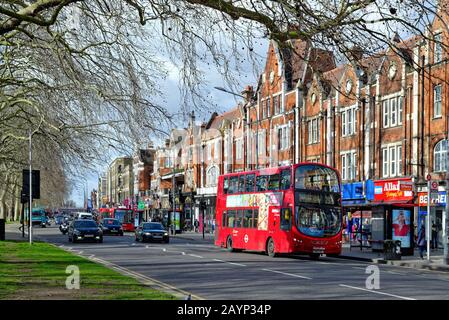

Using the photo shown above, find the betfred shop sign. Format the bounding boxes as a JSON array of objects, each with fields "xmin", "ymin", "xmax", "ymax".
[
  {"xmin": 374, "ymin": 179, "xmax": 414, "ymax": 202},
  {"xmin": 418, "ymin": 192, "xmax": 447, "ymax": 206}
]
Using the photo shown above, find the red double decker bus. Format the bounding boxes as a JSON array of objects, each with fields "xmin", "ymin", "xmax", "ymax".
[
  {"xmin": 215, "ymin": 163, "xmax": 342, "ymax": 258},
  {"xmin": 110, "ymin": 207, "xmax": 135, "ymax": 232}
]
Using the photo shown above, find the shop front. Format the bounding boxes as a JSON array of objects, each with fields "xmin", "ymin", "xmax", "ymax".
[
  {"xmin": 342, "ymin": 180, "xmax": 374, "ymax": 248},
  {"xmin": 371, "ymin": 178, "xmax": 415, "ymax": 255},
  {"xmin": 417, "ymin": 191, "xmax": 446, "ymax": 249},
  {"xmin": 194, "ymin": 194, "xmax": 216, "ymax": 234}
]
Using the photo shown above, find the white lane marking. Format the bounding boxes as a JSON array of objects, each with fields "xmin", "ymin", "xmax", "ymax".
[
  {"xmin": 213, "ymin": 259, "xmax": 246, "ymax": 267},
  {"xmin": 262, "ymin": 268, "xmax": 312, "ymax": 280},
  {"xmin": 188, "ymin": 254, "xmax": 204, "ymax": 258},
  {"xmin": 339, "ymin": 284, "xmax": 416, "ymax": 300},
  {"xmin": 387, "ymin": 271, "xmax": 407, "ymax": 275},
  {"xmin": 162, "ymin": 248, "xmax": 166, "ymax": 252},
  {"xmin": 77, "ymin": 251, "xmax": 83, "ymax": 254},
  {"xmin": 145, "ymin": 245, "xmax": 149, "ymax": 249},
  {"xmin": 131, "ymin": 243, "xmax": 136, "ymax": 246},
  {"xmin": 352, "ymin": 267, "xmax": 365, "ymax": 270},
  {"xmin": 182, "ymin": 252, "xmax": 186, "ymax": 255},
  {"xmin": 88, "ymin": 254, "xmax": 95, "ymax": 259}
]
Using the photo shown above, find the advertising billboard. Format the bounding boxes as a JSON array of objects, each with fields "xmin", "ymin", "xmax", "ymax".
[{"xmin": 392, "ymin": 209, "xmax": 411, "ymax": 248}]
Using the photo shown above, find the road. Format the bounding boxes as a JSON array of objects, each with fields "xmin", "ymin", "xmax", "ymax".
[{"xmin": 27, "ymin": 225, "xmax": 449, "ymax": 300}]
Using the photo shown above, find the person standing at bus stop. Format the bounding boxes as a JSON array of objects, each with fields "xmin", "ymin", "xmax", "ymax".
[
  {"xmin": 194, "ymin": 219, "xmax": 199, "ymax": 233},
  {"xmin": 417, "ymin": 224, "xmax": 426, "ymax": 259}
]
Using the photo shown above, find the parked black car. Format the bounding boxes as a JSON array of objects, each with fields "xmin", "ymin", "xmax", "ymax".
[
  {"xmin": 100, "ymin": 218, "xmax": 124, "ymax": 236},
  {"xmin": 135, "ymin": 222, "xmax": 169, "ymax": 243},
  {"xmin": 68, "ymin": 219, "xmax": 103, "ymax": 243}
]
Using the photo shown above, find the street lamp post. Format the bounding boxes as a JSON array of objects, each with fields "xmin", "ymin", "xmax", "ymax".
[
  {"xmin": 29, "ymin": 129, "xmax": 33, "ymax": 245},
  {"xmin": 444, "ymin": 116, "xmax": 449, "ymax": 264}
]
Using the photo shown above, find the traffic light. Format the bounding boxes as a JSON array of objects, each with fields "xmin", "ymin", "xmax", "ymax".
[{"xmin": 22, "ymin": 169, "xmax": 40, "ymax": 200}]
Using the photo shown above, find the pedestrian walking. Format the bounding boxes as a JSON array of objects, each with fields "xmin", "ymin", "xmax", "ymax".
[
  {"xmin": 431, "ymin": 222, "xmax": 438, "ymax": 250},
  {"xmin": 194, "ymin": 219, "xmax": 199, "ymax": 233},
  {"xmin": 417, "ymin": 224, "xmax": 426, "ymax": 259}
]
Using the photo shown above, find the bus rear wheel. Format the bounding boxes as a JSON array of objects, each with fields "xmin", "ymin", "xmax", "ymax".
[
  {"xmin": 266, "ymin": 238, "xmax": 276, "ymax": 257},
  {"xmin": 226, "ymin": 236, "xmax": 234, "ymax": 252}
]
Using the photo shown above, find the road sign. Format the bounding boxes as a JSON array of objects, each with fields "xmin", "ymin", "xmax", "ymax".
[
  {"xmin": 431, "ymin": 181, "xmax": 439, "ymax": 191},
  {"xmin": 427, "ymin": 174, "xmax": 432, "ymax": 181},
  {"xmin": 430, "ymin": 181, "xmax": 439, "ymax": 199}
]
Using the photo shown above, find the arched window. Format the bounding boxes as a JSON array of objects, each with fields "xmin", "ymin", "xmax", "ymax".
[
  {"xmin": 206, "ymin": 166, "xmax": 218, "ymax": 187},
  {"xmin": 434, "ymin": 140, "xmax": 448, "ymax": 172}
]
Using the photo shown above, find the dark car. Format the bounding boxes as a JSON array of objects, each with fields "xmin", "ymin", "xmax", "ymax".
[
  {"xmin": 68, "ymin": 219, "xmax": 103, "ymax": 243},
  {"xmin": 135, "ymin": 222, "xmax": 169, "ymax": 243},
  {"xmin": 100, "ymin": 218, "xmax": 124, "ymax": 236}
]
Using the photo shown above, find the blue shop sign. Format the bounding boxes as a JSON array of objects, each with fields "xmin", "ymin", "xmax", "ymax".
[{"xmin": 342, "ymin": 180, "xmax": 374, "ymax": 204}]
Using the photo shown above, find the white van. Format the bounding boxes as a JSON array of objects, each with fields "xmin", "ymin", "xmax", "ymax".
[{"xmin": 75, "ymin": 212, "xmax": 93, "ymax": 220}]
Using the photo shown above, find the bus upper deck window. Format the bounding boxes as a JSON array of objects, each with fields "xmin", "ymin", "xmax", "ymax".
[
  {"xmin": 268, "ymin": 174, "xmax": 280, "ymax": 190},
  {"xmin": 256, "ymin": 175, "xmax": 268, "ymax": 191},
  {"xmin": 229, "ymin": 176, "xmax": 239, "ymax": 194},
  {"xmin": 280, "ymin": 169, "xmax": 291, "ymax": 190},
  {"xmin": 238, "ymin": 175, "xmax": 246, "ymax": 193},
  {"xmin": 223, "ymin": 177, "xmax": 229, "ymax": 194},
  {"xmin": 246, "ymin": 174, "xmax": 255, "ymax": 192}
]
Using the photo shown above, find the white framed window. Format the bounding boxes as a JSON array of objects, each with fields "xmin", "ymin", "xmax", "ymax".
[
  {"xmin": 207, "ymin": 142, "xmax": 212, "ymax": 160},
  {"xmin": 206, "ymin": 166, "xmax": 219, "ymax": 187},
  {"xmin": 382, "ymin": 148, "xmax": 389, "ymax": 178},
  {"xmin": 278, "ymin": 125, "xmax": 289, "ymax": 150},
  {"xmin": 382, "ymin": 94, "xmax": 403, "ymax": 128},
  {"xmin": 266, "ymin": 97, "xmax": 271, "ymax": 117},
  {"xmin": 308, "ymin": 118, "xmax": 319, "ymax": 144},
  {"xmin": 434, "ymin": 84, "xmax": 442, "ymax": 118},
  {"xmin": 341, "ymin": 151, "xmax": 356, "ymax": 181},
  {"xmin": 434, "ymin": 139, "xmax": 448, "ymax": 172},
  {"xmin": 382, "ymin": 143, "xmax": 403, "ymax": 177},
  {"xmin": 434, "ymin": 33, "xmax": 442, "ymax": 64},
  {"xmin": 341, "ymin": 106, "xmax": 356, "ymax": 137},
  {"xmin": 214, "ymin": 139, "xmax": 219, "ymax": 159},
  {"xmin": 260, "ymin": 99, "xmax": 266, "ymax": 119},
  {"xmin": 257, "ymin": 131, "xmax": 265, "ymax": 156},
  {"xmin": 383, "ymin": 100, "xmax": 389, "ymax": 128},
  {"xmin": 236, "ymin": 138, "xmax": 243, "ymax": 160},
  {"xmin": 273, "ymin": 94, "xmax": 280, "ymax": 115}
]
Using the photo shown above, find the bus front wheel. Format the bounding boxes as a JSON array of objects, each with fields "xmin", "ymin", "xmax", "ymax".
[
  {"xmin": 266, "ymin": 238, "xmax": 276, "ymax": 257},
  {"xmin": 226, "ymin": 236, "xmax": 234, "ymax": 252}
]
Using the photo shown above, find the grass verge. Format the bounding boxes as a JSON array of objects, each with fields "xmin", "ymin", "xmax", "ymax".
[{"xmin": 0, "ymin": 241, "xmax": 176, "ymax": 300}]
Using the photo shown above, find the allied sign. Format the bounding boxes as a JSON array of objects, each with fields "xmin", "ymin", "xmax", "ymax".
[{"xmin": 374, "ymin": 179, "xmax": 414, "ymax": 202}]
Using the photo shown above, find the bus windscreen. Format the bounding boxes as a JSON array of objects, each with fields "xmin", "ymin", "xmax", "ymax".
[{"xmin": 294, "ymin": 165, "xmax": 340, "ymax": 193}]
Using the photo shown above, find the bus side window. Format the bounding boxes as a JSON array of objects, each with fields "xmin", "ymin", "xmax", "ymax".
[
  {"xmin": 238, "ymin": 175, "xmax": 246, "ymax": 193},
  {"xmin": 256, "ymin": 175, "xmax": 268, "ymax": 191},
  {"xmin": 235, "ymin": 210, "xmax": 243, "ymax": 228},
  {"xmin": 243, "ymin": 209, "xmax": 252, "ymax": 228},
  {"xmin": 227, "ymin": 210, "xmax": 236, "ymax": 228},
  {"xmin": 268, "ymin": 174, "xmax": 280, "ymax": 190},
  {"xmin": 229, "ymin": 176, "xmax": 239, "ymax": 194},
  {"xmin": 222, "ymin": 211, "xmax": 227, "ymax": 228},
  {"xmin": 253, "ymin": 209, "xmax": 259, "ymax": 229},
  {"xmin": 280, "ymin": 169, "xmax": 291, "ymax": 190},
  {"xmin": 280, "ymin": 208, "xmax": 292, "ymax": 231},
  {"xmin": 223, "ymin": 177, "xmax": 229, "ymax": 194},
  {"xmin": 246, "ymin": 174, "xmax": 255, "ymax": 192}
]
